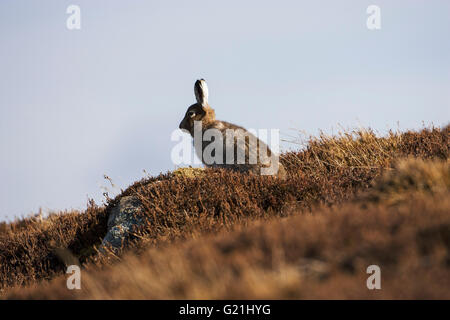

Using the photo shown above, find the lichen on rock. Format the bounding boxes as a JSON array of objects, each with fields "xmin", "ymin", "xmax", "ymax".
[{"xmin": 100, "ymin": 196, "xmax": 144, "ymax": 252}]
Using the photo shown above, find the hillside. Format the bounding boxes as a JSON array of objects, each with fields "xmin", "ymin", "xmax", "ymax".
[{"xmin": 1, "ymin": 125, "xmax": 449, "ymax": 299}]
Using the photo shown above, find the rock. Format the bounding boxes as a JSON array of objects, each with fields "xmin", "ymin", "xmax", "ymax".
[{"xmin": 100, "ymin": 196, "xmax": 143, "ymax": 253}]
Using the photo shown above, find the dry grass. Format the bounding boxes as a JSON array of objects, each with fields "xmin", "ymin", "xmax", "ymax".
[{"xmin": 0, "ymin": 125, "xmax": 449, "ymax": 299}]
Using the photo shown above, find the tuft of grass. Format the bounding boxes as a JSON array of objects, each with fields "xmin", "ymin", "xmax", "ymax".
[{"xmin": 366, "ymin": 158, "xmax": 450, "ymax": 205}]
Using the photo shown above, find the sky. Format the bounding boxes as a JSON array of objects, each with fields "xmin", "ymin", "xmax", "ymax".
[{"xmin": 0, "ymin": 0, "xmax": 449, "ymax": 221}]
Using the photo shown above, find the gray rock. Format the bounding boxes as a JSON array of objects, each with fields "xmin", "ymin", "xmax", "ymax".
[{"xmin": 100, "ymin": 196, "xmax": 144, "ymax": 253}]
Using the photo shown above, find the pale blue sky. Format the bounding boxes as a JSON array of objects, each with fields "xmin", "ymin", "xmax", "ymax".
[{"xmin": 0, "ymin": 1, "xmax": 449, "ymax": 220}]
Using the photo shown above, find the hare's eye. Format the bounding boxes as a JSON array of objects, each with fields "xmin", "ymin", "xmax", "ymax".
[{"xmin": 188, "ymin": 111, "xmax": 196, "ymax": 118}]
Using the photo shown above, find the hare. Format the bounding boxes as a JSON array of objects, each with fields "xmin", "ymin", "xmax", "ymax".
[{"xmin": 179, "ymin": 79, "xmax": 286, "ymax": 179}]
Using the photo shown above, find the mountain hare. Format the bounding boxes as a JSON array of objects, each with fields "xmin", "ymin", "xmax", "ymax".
[{"xmin": 179, "ymin": 79, "xmax": 286, "ymax": 179}]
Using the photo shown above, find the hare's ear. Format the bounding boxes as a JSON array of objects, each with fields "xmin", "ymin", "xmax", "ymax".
[{"xmin": 194, "ymin": 79, "xmax": 209, "ymax": 108}]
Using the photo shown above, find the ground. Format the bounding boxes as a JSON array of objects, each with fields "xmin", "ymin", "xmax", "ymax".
[{"xmin": 0, "ymin": 125, "xmax": 448, "ymax": 299}]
